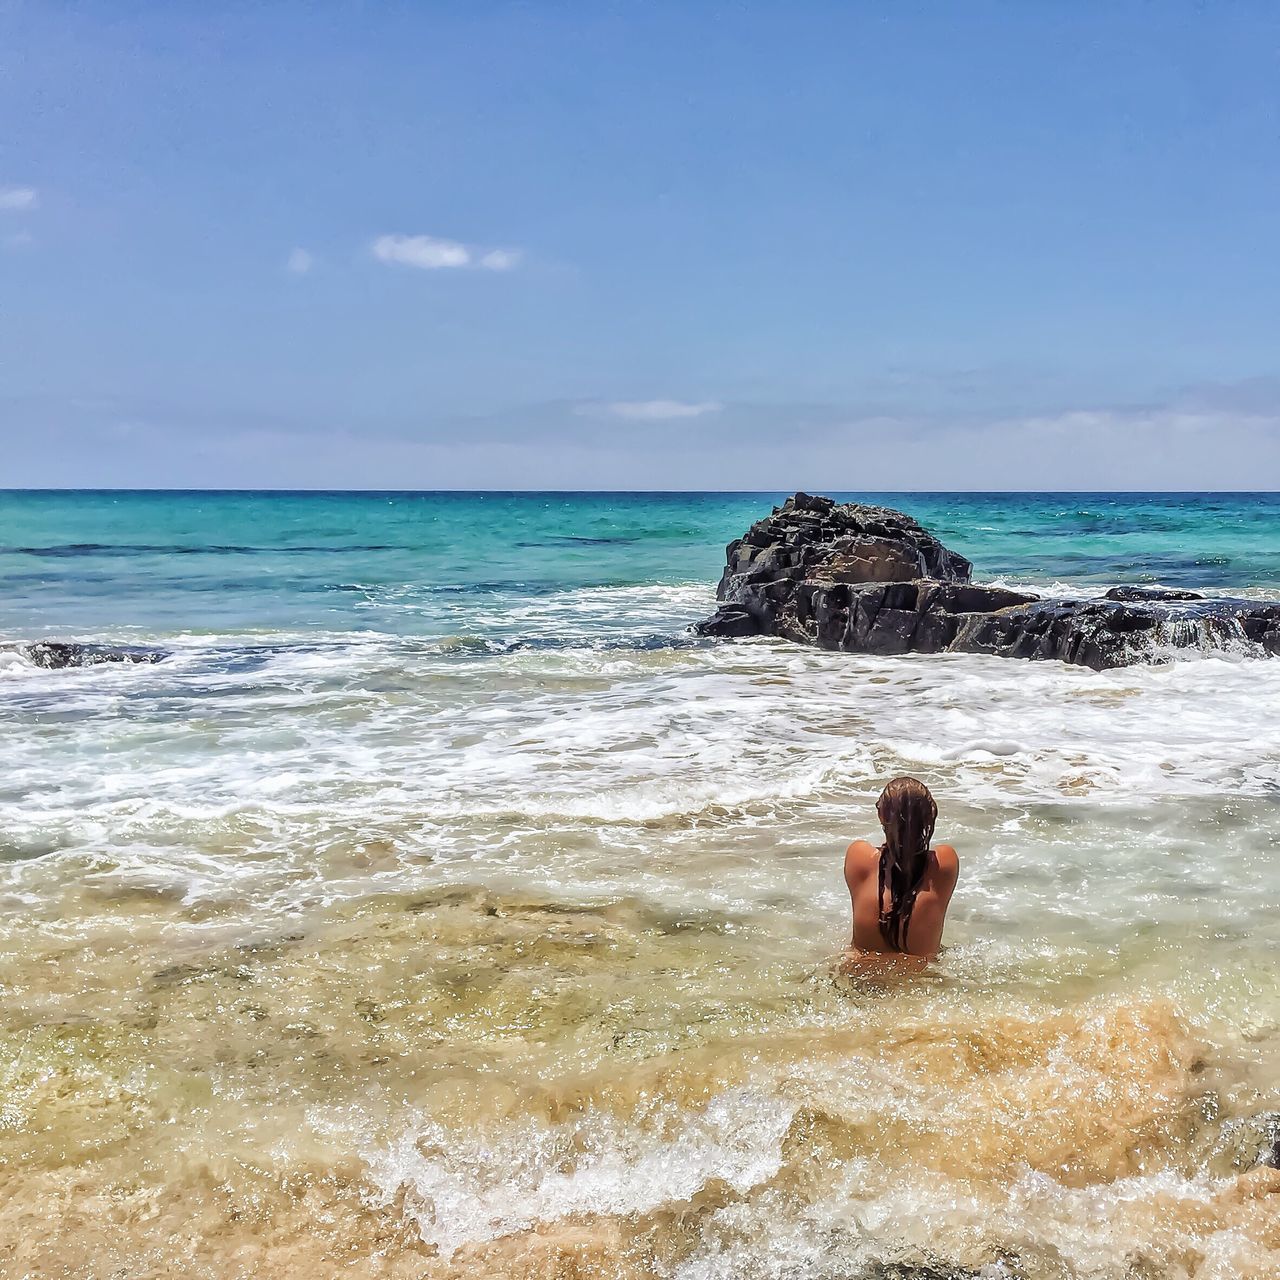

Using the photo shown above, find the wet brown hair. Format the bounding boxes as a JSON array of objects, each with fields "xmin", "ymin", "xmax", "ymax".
[{"xmin": 876, "ymin": 776, "xmax": 938, "ymax": 951}]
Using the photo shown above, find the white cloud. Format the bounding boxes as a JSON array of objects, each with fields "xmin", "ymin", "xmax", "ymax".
[
  {"xmin": 373, "ymin": 233, "xmax": 471, "ymax": 270},
  {"xmin": 285, "ymin": 247, "xmax": 314, "ymax": 275},
  {"xmin": 585, "ymin": 399, "xmax": 724, "ymax": 421},
  {"xmin": 371, "ymin": 233, "xmax": 522, "ymax": 272},
  {"xmin": 480, "ymin": 248, "xmax": 521, "ymax": 271},
  {"xmin": 0, "ymin": 186, "xmax": 38, "ymax": 211},
  {"xmin": 4, "ymin": 230, "xmax": 34, "ymax": 251}
]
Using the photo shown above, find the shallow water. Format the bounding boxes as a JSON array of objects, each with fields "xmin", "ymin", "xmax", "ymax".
[{"xmin": 2, "ymin": 492, "xmax": 1279, "ymax": 1279}]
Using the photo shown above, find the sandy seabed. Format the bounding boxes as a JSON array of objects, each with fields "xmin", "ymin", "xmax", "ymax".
[{"xmin": 3, "ymin": 885, "xmax": 1279, "ymax": 1280}]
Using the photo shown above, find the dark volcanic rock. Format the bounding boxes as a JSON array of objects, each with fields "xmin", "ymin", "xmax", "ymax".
[
  {"xmin": 11, "ymin": 641, "xmax": 166, "ymax": 669},
  {"xmin": 695, "ymin": 493, "xmax": 1280, "ymax": 670},
  {"xmin": 1104, "ymin": 585, "xmax": 1205, "ymax": 603}
]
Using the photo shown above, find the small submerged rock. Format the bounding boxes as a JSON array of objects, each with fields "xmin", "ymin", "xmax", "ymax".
[
  {"xmin": 9, "ymin": 640, "xmax": 167, "ymax": 669},
  {"xmin": 1103, "ymin": 585, "xmax": 1206, "ymax": 603},
  {"xmin": 1204, "ymin": 1110, "xmax": 1280, "ymax": 1173},
  {"xmin": 695, "ymin": 493, "xmax": 1280, "ymax": 670}
]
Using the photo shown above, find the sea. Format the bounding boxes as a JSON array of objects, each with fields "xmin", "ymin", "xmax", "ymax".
[{"xmin": 2, "ymin": 490, "xmax": 1279, "ymax": 1280}]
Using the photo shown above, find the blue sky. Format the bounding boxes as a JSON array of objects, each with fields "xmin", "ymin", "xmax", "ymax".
[{"xmin": 3, "ymin": 1, "xmax": 1279, "ymax": 489}]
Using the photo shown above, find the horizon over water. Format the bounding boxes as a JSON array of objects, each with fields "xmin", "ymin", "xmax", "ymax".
[{"xmin": 2, "ymin": 489, "xmax": 1280, "ymax": 1278}]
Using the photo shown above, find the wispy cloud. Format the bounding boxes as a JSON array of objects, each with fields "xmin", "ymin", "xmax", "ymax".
[
  {"xmin": 579, "ymin": 399, "xmax": 724, "ymax": 421},
  {"xmin": 0, "ymin": 186, "xmax": 38, "ymax": 211},
  {"xmin": 372, "ymin": 233, "xmax": 521, "ymax": 272},
  {"xmin": 4, "ymin": 230, "xmax": 34, "ymax": 251},
  {"xmin": 15, "ymin": 378, "xmax": 1280, "ymax": 489},
  {"xmin": 479, "ymin": 248, "xmax": 521, "ymax": 272},
  {"xmin": 373, "ymin": 234, "xmax": 468, "ymax": 269},
  {"xmin": 285, "ymin": 247, "xmax": 314, "ymax": 275}
]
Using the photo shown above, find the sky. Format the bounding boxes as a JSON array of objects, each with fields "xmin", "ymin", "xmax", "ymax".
[{"xmin": 2, "ymin": 1, "xmax": 1280, "ymax": 490}]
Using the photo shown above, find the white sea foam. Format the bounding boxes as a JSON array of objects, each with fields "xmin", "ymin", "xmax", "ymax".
[
  {"xmin": 326, "ymin": 1087, "xmax": 796, "ymax": 1260},
  {"xmin": 325, "ymin": 1039, "xmax": 1275, "ymax": 1278},
  {"xmin": 4, "ymin": 612, "xmax": 1280, "ymax": 933}
]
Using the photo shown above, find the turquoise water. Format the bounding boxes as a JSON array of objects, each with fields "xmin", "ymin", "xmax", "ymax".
[
  {"xmin": 4, "ymin": 490, "xmax": 1280, "ymax": 1277},
  {"xmin": 2, "ymin": 490, "xmax": 1279, "ymax": 640}
]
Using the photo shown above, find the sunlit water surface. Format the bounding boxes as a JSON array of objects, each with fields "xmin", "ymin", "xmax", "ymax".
[{"xmin": 2, "ymin": 491, "xmax": 1279, "ymax": 1279}]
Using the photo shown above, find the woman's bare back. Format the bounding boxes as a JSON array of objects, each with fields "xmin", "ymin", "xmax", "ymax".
[{"xmin": 844, "ymin": 839, "xmax": 959, "ymax": 957}]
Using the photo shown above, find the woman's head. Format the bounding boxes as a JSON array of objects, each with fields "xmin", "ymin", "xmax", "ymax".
[
  {"xmin": 876, "ymin": 776, "xmax": 937, "ymax": 856},
  {"xmin": 875, "ymin": 777, "xmax": 937, "ymax": 950}
]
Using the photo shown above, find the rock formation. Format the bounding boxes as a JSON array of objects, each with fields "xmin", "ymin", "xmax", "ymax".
[
  {"xmin": 7, "ymin": 641, "xmax": 166, "ymax": 669},
  {"xmin": 695, "ymin": 493, "xmax": 1280, "ymax": 670}
]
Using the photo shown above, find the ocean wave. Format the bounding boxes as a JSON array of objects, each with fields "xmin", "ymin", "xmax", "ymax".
[
  {"xmin": 513, "ymin": 534, "xmax": 641, "ymax": 547},
  {"xmin": 306, "ymin": 996, "xmax": 1280, "ymax": 1276},
  {"xmin": 342, "ymin": 1087, "xmax": 796, "ymax": 1260}
]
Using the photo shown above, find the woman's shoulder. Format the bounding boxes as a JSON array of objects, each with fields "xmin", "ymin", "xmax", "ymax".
[
  {"xmin": 843, "ymin": 838, "xmax": 879, "ymax": 884},
  {"xmin": 930, "ymin": 843, "xmax": 960, "ymax": 884}
]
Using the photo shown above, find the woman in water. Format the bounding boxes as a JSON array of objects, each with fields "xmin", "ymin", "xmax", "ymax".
[{"xmin": 845, "ymin": 776, "xmax": 959, "ymax": 958}]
